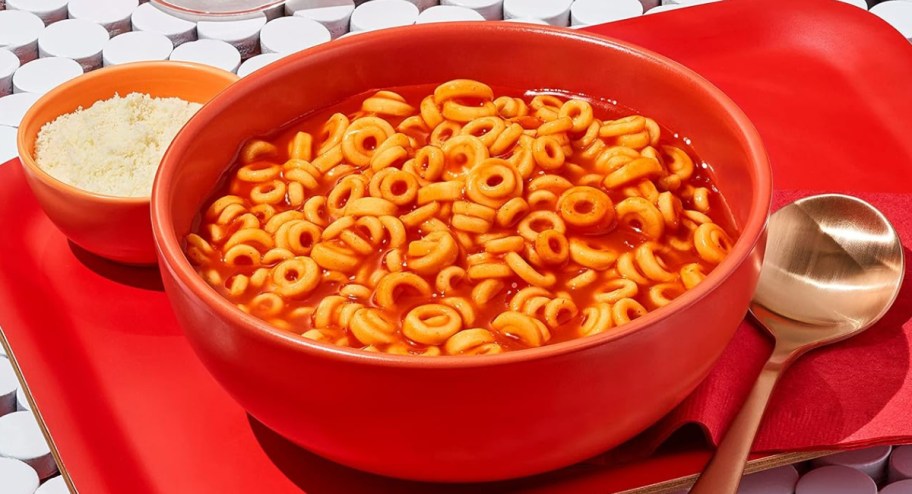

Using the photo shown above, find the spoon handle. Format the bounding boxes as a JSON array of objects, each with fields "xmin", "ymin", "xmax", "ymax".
[{"xmin": 689, "ymin": 359, "xmax": 786, "ymax": 494}]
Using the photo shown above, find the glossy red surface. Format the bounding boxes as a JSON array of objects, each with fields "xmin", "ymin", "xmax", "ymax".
[
  {"xmin": 16, "ymin": 62, "xmax": 238, "ymax": 265},
  {"xmin": 2, "ymin": 0, "xmax": 911, "ymax": 491},
  {"xmin": 153, "ymin": 23, "xmax": 770, "ymax": 482}
]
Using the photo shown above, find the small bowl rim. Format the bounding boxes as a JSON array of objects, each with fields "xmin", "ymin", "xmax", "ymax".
[
  {"xmin": 154, "ymin": 23, "xmax": 772, "ymax": 370},
  {"xmin": 16, "ymin": 61, "xmax": 240, "ymax": 206}
]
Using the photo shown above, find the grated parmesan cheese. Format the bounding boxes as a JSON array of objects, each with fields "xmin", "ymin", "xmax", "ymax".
[{"xmin": 34, "ymin": 92, "xmax": 202, "ymax": 197}]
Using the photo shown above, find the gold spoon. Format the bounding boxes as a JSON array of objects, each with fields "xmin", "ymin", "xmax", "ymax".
[{"xmin": 690, "ymin": 193, "xmax": 905, "ymax": 493}]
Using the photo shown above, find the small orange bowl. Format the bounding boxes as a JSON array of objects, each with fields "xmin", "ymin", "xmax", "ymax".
[{"xmin": 17, "ymin": 61, "xmax": 238, "ymax": 265}]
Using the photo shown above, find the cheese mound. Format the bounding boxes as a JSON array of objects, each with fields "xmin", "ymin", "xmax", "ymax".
[{"xmin": 35, "ymin": 92, "xmax": 202, "ymax": 198}]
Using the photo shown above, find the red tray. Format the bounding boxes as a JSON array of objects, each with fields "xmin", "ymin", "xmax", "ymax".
[{"xmin": 3, "ymin": 0, "xmax": 912, "ymax": 492}]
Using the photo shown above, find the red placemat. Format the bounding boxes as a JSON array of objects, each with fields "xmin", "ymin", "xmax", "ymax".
[{"xmin": 2, "ymin": 1, "xmax": 912, "ymax": 493}]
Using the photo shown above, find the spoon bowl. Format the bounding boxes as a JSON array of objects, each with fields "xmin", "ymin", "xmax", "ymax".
[
  {"xmin": 691, "ymin": 194, "xmax": 905, "ymax": 493},
  {"xmin": 753, "ymin": 194, "xmax": 904, "ymax": 340}
]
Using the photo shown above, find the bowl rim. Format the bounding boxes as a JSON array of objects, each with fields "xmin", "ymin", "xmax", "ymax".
[
  {"xmin": 16, "ymin": 60, "xmax": 240, "ymax": 206},
  {"xmin": 153, "ymin": 22, "xmax": 773, "ymax": 369}
]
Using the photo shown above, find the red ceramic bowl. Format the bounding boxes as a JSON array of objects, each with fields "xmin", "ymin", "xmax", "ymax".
[
  {"xmin": 17, "ymin": 62, "xmax": 238, "ymax": 265},
  {"xmin": 152, "ymin": 24, "xmax": 771, "ymax": 482}
]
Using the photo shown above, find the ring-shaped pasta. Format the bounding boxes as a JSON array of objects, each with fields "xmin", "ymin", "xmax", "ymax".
[
  {"xmin": 205, "ymin": 195, "xmax": 245, "ymax": 222},
  {"xmin": 530, "ymin": 94, "xmax": 563, "ymax": 113},
  {"xmin": 599, "ymin": 115, "xmax": 646, "ymax": 138},
  {"xmin": 341, "ymin": 125, "xmax": 390, "ymax": 167},
  {"xmin": 694, "ymin": 222, "xmax": 733, "ymax": 264},
  {"xmin": 485, "ymin": 235, "xmax": 525, "ymax": 254},
  {"xmin": 420, "ymin": 95, "xmax": 444, "ymax": 128},
  {"xmin": 488, "ymin": 122, "xmax": 525, "ymax": 156},
  {"xmin": 692, "ymin": 187, "xmax": 711, "ymax": 213},
  {"xmin": 580, "ymin": 302, "xmax": 613, "ymax": 337},
  {"xmin": 557, "ymin": 186, "xmax": 614, "ymax": 229},
  {"xmin": 237, "ymin": 161, "xmax": 281, "ymax": 183},
  {"xmin": 399, "ymin": 201, "xmax": 440, "ymax": 229},
  {"xmin": 434, "ymin": 79, "xmax": 494, "ymax": 104},
  {"xmin": 594, "ymin": 278, "xmax": 638, "ymax": 303},
  {"xmin": 417, "ymin": 181, "xmax": 463, "ymax": 205},
  {"xmin": 223, "ymin": 243, "xmax": 261, "ymax": 266},
  {"xmin": 465, "ymin": 159, "xmax": 523, "ymax": 208},
  {"xmin": 311, "ymin": 240, "xmax": 360, "ymax": 273},
  {"xmin": 504, "ymin": 251, "xmax": 556, "ymax": 288},
  {"xmin": 568, "ymin": 237, "xmax": 618, "ymax": 270},
  {"xmin": 250, "ymin": 180, "xmax": 287, "ymax": 205},
  {"xmin": 248, "ymin": 292, "xmax": 284, "ymax": 318},
  {"xmin": 345, "ymin": 197, "xmax": 398, "ymax": 217},
  {"xmin": 495, "ymin": 197, "xmax": 529, "ymax": 228},
  {"xmin": 491, "ymin": 311, "xmax": 551, "ymax": 348},
  {"xmin": 508, "ymin": 287, "xmax": 551, "ymax": 312},
  {"xmin": 517, "ymin": 210, "xmax": 566, "ymax": 242},
  {"xmin": 240, "ymin": 139, "xmax": 278, "ymax": 164},
  {"xmin": 224, "ymin": 273, "xmax": 249, "ymax": 298},
  {"xmin": 398, "ymin": 115, "xmax": 430, "ymax": 147},
  {"xmin": 406, "ymin": 230, "xmax": 459, "ymax": 275},
  {"xmin": 370, "ymin": 144, "xmax": 409, "ymax": 172},
  {"xmin": 412, "ymin": 145, "xmax": 445, "ymax": 182},
  {"xmin": 536, "ymin": 116, "xmax": 573, "ymax": 136},
  {"xmin": 534, "ymin": 230, "xmax": 569, "ymax": 265},
  {"xmin": 444, "ymin": 328, "xmax": 502, "ymax": 355},
  {"xmin": 616, "ymin": 130, "xmax": 651, "ymax": 150},
  {"xmin": 442, "ymin": 100, "xmax": 497, "ymax": 123},
  {"xmin": 531, "ymin": 136, "xmax": 565, "ymax": 170},
  {"xmin": 224, "ymin": 228, "xmax": 274, "ymax": 253},
  {"xmin": 467, "ymin": 262, "xmax": 513, "ymax": 281},
  {"xmin": 274, "ymin": 219, "xmax": 321, "ymax": 256},
  {"xmin": 349, "ymin": 308, "xmax": 397, "ymax": 345},
  {"xmin": 558, "ymin": 99, "xmax": 594, "ymax": 133},
  {"xmin": 544, "ymin": 297, "xmax": 578, "ymax": 328},
  {"xmin": 612, "ymin": 298, "xmax": 648, "ymax": 326},
  {"xmin": 327, "ymin": 175, "xmax": 367, "ymax": 216},
  {"xmin": 373, "ymin": 271, "xmax": 433, "ymax": 309},
  {"xmin": 271, "ymin": 257, "xmax": 320, "ymax": 298},
  {"xmin": 662, "ymin": 145, "xmax": 694, "ymax": 182},
  {"xmin": 572, "ymin": 120, "xmax": 602, "ymax": 150},
  {"xmin": 429, "ymin": 120, "xmax": 462, "ymax": 146},
  {"xmin": 340, "ymin": 283, "xmax": 372, "ymax": 300},
  {"xmin": 471, "ymin": 279, "xmax": 504, "ymax": 305},
  {"xmin": 316, "ymin": 113, "xmax": 350, "ymax": 155},
  {"xmin": 185, "ymin": 233, "xmax": 215, "ymax": 265},
  {"xmin": 312, "ymin": 295, "xmax": 349, "ymax": 328},
  {"xmin": 657, "ymin": 191, "xmax": 683, "ymax": 231},
  {"xmin": 680, "ymin": 263, "xmax": 706, "ymax": 289},
  {"xmin": 508, "ymin": 145, "xmax": 536, "ymax": 178},
  {"xmin": 442, "ymin": 135, "xmax": 489, "ymax": 179},
  {"xmin": 262, "ymin": 247, "xmax": 294, "ymax": 265},
  {"xmin": 493, "ymin": 96, "xmax": 528, "ymax": 118},
  {"xmin": 634, "ymin": 242, "xmax": 678, "ymax": 282},
  {"xmin": 402, "ymin": 304, "xmax": 463, "ymax": 345},
  {"xmin": 646, "ymin": 282, "xmax": 685, "ymax": 308},
  {"xmin": 288, "ymin": 131, "xmax": 313, "ymax": 161},
  {"xmin": 616, "ymin": 252, "xmax": 651, "ymax": 285},
  {"xmin": 567, "ymin": 269, "xmax": 597, "ymax": 289},
  {"xmin": 602, "ymin": 157, "xmax": 664, "ymax": 190},
  {"xmin": 371, "ymin": 170, "xmax": 418, "ymax": 206},
  {"xmin": 460, "ymin": 116, "xmax": 506, "ymax": 148},
  {"xmin": 615, "ymin": 197, "xmax": 666, "ymax": 240},
  {"xmin": 362, "ymin": 90, "xmax": 415, "ymax": 116},
  {"xmin": 436, "ymin": 266, "xmax": 466, "ymax": 294}
]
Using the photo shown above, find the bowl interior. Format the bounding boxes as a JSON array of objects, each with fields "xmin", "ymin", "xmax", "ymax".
[{"xmin": 155, "ymin": 23, "xmax": 770, "ymax": 360}]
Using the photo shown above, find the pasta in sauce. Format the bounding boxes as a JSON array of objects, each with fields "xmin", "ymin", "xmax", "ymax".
[{"xmin": 185, "ymin": 80, "xmax": 736, "ymax": 356}]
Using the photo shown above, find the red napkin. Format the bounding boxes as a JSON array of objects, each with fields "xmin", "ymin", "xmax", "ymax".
[{"xmin": 611, "ymin": 190, "xmax": 912, "ymax": 458}]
